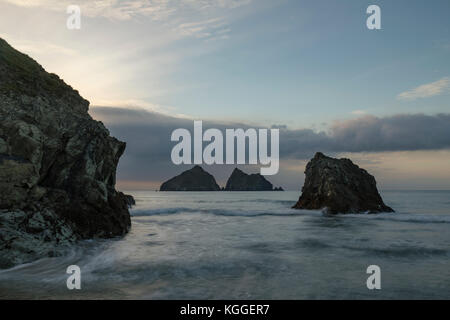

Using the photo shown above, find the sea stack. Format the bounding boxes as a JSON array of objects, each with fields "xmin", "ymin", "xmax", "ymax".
[
  {"xmin": 293, "ymin": 152, "xmax": 394, "ymax": 214},
  {"xmin": 225, "ymin": 168, "xmax": 275, "ymax": 191},
  {"xmin": 0, "ymin": 38, "xmax": 131, "ymax": 268},
  {"xmin": 160, "ymin": 165, "xmax": 220, "ymax": 191}
]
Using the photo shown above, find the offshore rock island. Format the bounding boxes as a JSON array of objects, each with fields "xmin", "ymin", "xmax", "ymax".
[
  {"xmin": 160, "ymin": 165, "xmax": 221, "ymax": 191},
  {"xmin": 0, "ymin": 38, "xmax": 131, "ymax": 268},
  {"xmin": 293, "ymin": 152, "xmax": 394, "ymax": 214},
  {"xmin": 225, "ymin": 168, "xmax": 282, "ymax": 191},
  {"xmin": 160, "ymin": 166, "xmax": 284, "ymax": 191}
]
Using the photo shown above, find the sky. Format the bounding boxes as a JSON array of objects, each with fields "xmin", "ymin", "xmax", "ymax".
[{"xmin": 1, "ymin": 0, "xmax": 450, "ymax": 190}]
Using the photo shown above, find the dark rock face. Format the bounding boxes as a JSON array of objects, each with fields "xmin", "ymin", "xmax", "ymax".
[
  {"xmin": 225, "ymin": 168, "xmax": 274, "ymax": 191},
  {"xmin": 274, "ymin": 187, "xmax": 284, "ymax": 191},
  {"xmin": 160, "ymin": 165, "xmax": 220, "ymax": 191},
  {"xmin": 0, "ymin": 38, "xmax": 131, "ymax": 268},
  {"xmin": 123, "ymin": 194, "xmax": 136, "ymax": 208},
  {"xmin": 293, "ymin": 152, "xmax": 394, "ymax": 214}
]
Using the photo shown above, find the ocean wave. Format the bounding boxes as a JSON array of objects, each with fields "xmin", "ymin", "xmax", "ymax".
[
  {"xmin": 131, "ymin": 207, "xmax": 197, "ymax": 215},
  {"xmin": 239, "ymin": 238, "xmax": 448, "ymax": 258},
  {"xmin": 193, "ymin": 199, "xmax": 295, "ymax": 206},
  {"xmin": 352, "ymin": 246, "xmax": 448, "ymax": 257},
  {"xmin": 341, "ymin": 212, "xmax": 450, "ymax": 224},
  {"xmin": 131, "ymin": 206, "xmax": 450, "ymax": 224},
  {"xmin": 131, "ymin": 207, "xmax": 311, "ymax": 217},
  {"xmin": 295, "ymin": 237, "xmax": 448, "ymax": 257}
]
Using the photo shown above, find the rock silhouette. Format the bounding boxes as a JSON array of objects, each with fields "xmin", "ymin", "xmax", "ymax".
[
  {"xmin": 160, "ymin": 165, "xmax": 220, "ymax": 191},
  {"xmin": 124, "ymin": 194, "xmax": 136, "ymax": 208},
  {"xmin": 0, "ymin": 38, "xmax": 130, "ymax": 268},
  {"xmin": 225, "ymin": 168, "xmax": 274, "ymax": 191},
  {"xmin": 293, "ymin": 152, "xmax": 394, "ymax": 214}
]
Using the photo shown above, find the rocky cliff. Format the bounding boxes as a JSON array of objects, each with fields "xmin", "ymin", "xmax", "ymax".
[
  {"xmin": 293, "ymin": 152, "xmax": 394, "ymax": 214},
  {"xmin": 225, "ymin": 168, "xmax": 275, "ymax": 191},
  {"xmin": 160, "ymin": 165, "xmax": 220, "ymax": 191},
  {"xmin": 0, "ymin": 38, "xmax": 131, "ymax": 268}
]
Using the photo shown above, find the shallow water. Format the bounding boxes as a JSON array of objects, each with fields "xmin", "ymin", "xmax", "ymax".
[{"xmin": 1, "ymin": 190, "xmax": 449, "ymax": 299}]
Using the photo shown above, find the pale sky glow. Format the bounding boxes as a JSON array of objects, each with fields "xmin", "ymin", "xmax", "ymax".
[
  {"xmin": 1, "ymin": 0, "xmax": 450, "ymax": 189},
  {"xmin": 337, "ymin": 151, "xmax": 450, "ymax": 190}
]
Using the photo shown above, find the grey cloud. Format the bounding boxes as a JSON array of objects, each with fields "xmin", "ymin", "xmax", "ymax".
[
  {"xmin": 271, "ymin": 124, "xmax": 287, "ymax": 129},
  {"xmin": 90, "ymin": 107, "xmax": 450, "ymax": 186},
  {"xmin": 331, "ymin": 114, "xmax": 450, "ymax": 152},
  {"xmin": 280, "ymin": 114, "xmax": 450, "ymax": 159}
]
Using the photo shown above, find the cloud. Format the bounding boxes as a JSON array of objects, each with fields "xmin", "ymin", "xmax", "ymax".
[
  {"xmin": 89, "ymin": 107, "xmax": 450, "ymax": 187},
  {"xmin": 271, "ymin": 124, "xmax": 287, "ymax": 129},
  {"xmin": 397, "ymin": 77, "xmax": 450, "ymax": 100},
  {"xmin": 91, "ymin": 100, "xmax": 191, "ymax": 119},
  {"xmin": 3, "ymin": 0, "xmax": 251, "ymax": 23},
  {"xmin": 177, "ymin": 17, "xmax": 231, "ymax": 39},
  {"xmin": 282, "ymin": 114, "xmax": 450, "ymax": 159},
  {"xmin": 0, "ymin": 0, "xmax": 257, "ymax": 116},
  {"xmin": 183, "ymin": 0, "xmax": 252, "ymax": 10},
  {"xmin": 351, "ymin": 110, "xmax": 366, "ymax": 115},
  {"xmin": 2, "ymin": 0, "xmax": 46, "ymax": 7},
  {"xmin": 330, "ymin": 114, "xmax": 450, "ymax": 152},
  {"xmin": 0, "ymin": 33, "xmax": 78, "ymax": 57},
  {"xmin": 3, "ymin": 0, "xmax": 175, "ymax": 20}
]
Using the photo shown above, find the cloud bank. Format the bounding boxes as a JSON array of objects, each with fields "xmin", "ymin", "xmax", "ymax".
[{"xmin": 90, "ymin": 107, "xmax": 450, "ymax": 187}]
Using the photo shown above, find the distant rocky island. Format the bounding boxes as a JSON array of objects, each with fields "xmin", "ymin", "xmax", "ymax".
[
  {"xmin": 225, "ymin": 168, "xmax": 283, "ymax": 191},
  {"xmin": 293, "ymin": 152, "xmax": 394, "ymax": 214},
  {"xmin": 160, "ymin": 165, "xmax": 221, "ymax": 191},
  {"xmin": 0, "ymin": 38, "xmax": 131, "ymax": 268},
  {"xmin": 160, "ymin": 166, "xmax": 284, "ymax": 191}
]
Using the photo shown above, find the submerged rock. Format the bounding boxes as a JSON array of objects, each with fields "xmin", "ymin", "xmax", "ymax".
[
  {"xmin": 293, "ymin": 152, "xmax": 394, "ymax": 214},
  {"xmin": 160, "ymin": 165, "xmax": 220, "ymax": 191},
  {"xmin": 0, "ymin": 37, "xmax": 131, "ymax": 268},
  {"xmin": 225, "ymin": 168, "xmax": 274, "ymax": 191}
]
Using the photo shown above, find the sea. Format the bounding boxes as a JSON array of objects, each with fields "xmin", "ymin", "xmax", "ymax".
[{"xmin": 0, "ymin": 190, "xmax": 449, "ymax": 299}]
